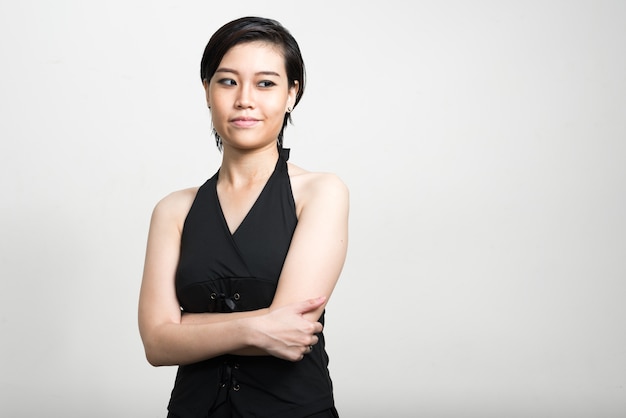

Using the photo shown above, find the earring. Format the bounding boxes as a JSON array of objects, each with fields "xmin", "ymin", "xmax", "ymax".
[
  {"xmin": 211, "ymin": 124, "xmax": 222, "ymax": 151},
  {"xmin": 287, "ymin": 106, "xmax": 293, "ymax": 113}
]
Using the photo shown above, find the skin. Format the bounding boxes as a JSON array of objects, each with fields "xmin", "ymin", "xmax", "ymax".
[{"xmin": 138, "ymin": 41, "xmax": 349, "ymax": 366}]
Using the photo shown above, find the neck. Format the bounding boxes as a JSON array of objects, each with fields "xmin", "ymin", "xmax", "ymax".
[{"xmin": 218, "ymin": 144, "xmax": 280, "ymax": 187}]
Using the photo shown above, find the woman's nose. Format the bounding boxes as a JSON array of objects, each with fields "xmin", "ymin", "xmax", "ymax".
[{"xmin": 235, "ymin": 85, "xmax": 254, "ymax": 109}]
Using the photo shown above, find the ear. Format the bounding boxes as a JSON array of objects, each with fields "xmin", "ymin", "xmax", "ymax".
[
  {"xmin": 286, "ymin": 80, "xmax": 299, "ymax": 111},
  {"xmin": 202, "ymin": 79, "xmax": 211, "ymax": 108}
]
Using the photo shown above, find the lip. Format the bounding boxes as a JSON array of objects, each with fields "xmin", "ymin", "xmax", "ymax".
[{"xmin": 230, "ymin": 116, "xmax": 260, "ymax": 128}]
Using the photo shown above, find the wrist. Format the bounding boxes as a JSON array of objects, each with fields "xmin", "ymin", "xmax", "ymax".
[{"xmin": 239, "ymin": 309, "xmax": 269, "ymax": 350}]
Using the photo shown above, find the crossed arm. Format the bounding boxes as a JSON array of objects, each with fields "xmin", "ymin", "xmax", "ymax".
[{"xmin": 138, "ymin": 173, "xmax": 349, "ymax": 366}]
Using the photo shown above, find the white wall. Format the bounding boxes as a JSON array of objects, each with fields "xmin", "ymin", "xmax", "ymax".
[{"xmin": 1, "ymin": 1, "xmax": 624, "ymax": 417}]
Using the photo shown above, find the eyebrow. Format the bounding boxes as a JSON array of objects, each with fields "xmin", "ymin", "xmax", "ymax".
[{"xmin": 215, "ymin": 68, "xmax": 282, "ymax": 77}]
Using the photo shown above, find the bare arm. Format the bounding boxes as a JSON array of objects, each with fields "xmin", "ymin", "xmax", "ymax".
[
  {"xmin": 138, "ymin": 191, "xmax": 324, "ymax": 366},
  {"xmin": 270, "ymin": 172, "xmax": 349, "ymax": 320}
]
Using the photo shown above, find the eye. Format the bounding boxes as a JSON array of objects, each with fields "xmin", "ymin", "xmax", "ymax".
[
  {"xmin": 258, "ymin": 80, "xmax": 276, "ymax": 88},
  {"xmin": 217, "ymin": 78, "xmax": 237, "ymax": 86}
]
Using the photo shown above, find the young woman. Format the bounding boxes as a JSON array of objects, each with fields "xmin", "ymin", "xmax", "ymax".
[{"xmin": 138, "ymin": 17, "xmax": 349, "ymax": 417}]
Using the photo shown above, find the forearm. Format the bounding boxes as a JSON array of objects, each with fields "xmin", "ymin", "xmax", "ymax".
[
  {"xmin": 179, "ymin": 309, "xmax": 271, "ymax": 357},
  {"xmin": 169, "ymin": 299, "xmax": 324, "ymax": 362},
  {"xmin": 143, "ymin": 316, "xmax": 258, "ymax": 366},
  {"xmin": 179, "ymin": 307, "xmax": 324, "ymax": 357},
  {"xmin": 181, "ymin": 308, "xmax": 269, "ymax": 325}
]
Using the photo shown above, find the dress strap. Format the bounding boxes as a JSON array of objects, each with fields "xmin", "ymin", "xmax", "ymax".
[{"xmin": 280, "ymin": 147, "xmax": 290, "ymax": 162}]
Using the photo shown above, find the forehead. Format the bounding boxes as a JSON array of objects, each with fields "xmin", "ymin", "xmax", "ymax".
[{"xmin": 219, "ymin": 41, "xmax": 286, "ymax": 73}]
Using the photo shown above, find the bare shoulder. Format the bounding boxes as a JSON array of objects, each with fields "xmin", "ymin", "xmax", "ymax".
[
  {"xmin": 287, "ymin": 163, "xmax": 349, "ymax": 216},
  {"xmin": 151, "ymin": 187, "xmax": 199, "ymax": 232},
  {"xmin": 287, "ymin": 162, "xmax": 349, "ymax": 195}
]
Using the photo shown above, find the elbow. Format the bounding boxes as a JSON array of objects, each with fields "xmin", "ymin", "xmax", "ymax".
[
  {"xmin": 145, "ymin": 350, "xmax": 165, "ymax": 367},
  {"xmin": 144, "ymin": 347, "xmax": 177, "ymax": 367},
  {"xmin": 142, "ymin": 337, "xmax": 175, "ymax": 367},
  {"xmin": 143, "ymin": 344, "xmax": 165, "ymax": 367},
  {"xmin": 140, "ymin": 321, "xmax": 179, "ymax": 367}
]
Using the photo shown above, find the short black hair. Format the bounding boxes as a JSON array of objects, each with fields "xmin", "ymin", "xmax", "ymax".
[{"xmin": 200, "ymin": 17, "xmax": 306, "ymax": 149}]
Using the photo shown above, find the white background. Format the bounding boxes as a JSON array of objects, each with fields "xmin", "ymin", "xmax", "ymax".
[{"xmin": 1, "ymin": 1, "xmax": 625, "ymax": 417}]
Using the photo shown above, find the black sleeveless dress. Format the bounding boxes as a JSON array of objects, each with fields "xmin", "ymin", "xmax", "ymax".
[{"xmin": 167, "ymin": 150, "xmax": 337, "ymax": 418}]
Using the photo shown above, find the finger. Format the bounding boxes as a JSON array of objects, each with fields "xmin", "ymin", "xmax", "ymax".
[
  {"xmin": 295, "ymin": 296, "xmax": 326, "ymax": 314},
  {"xmin": 304, "ymin": 335, "xmax": 319, "ymax": 355}
]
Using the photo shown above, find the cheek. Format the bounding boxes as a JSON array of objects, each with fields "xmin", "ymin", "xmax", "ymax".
[
  {"xmin": 210, "ymin": 96, "xmax": 229, "ymax": 118},
  {"xmin": 269, "ymin": 96, "xmax": 289, "ymax": 115},
  {"xmin": 211, "ymin": 108, "xmax": 228, "ymax": 130}
]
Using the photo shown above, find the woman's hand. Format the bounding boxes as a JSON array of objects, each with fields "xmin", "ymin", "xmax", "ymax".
[{"xmin": 248, "ymin": 297, "xmax": 326, "ymax": 361}]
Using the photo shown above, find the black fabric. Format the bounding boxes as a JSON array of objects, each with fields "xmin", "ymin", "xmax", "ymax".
[
  {"xmin": 168, "ymin": 150, "xmax": 336, "ymax": 418},
  {"xmin": 167, "ymin": 407, "xmax": 339, "ymax": 418}
]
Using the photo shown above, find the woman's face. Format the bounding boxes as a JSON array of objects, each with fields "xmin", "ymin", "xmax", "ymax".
[{"xmin": 205, "ymin": 41, "xmax": 298, "ymax": 151}]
